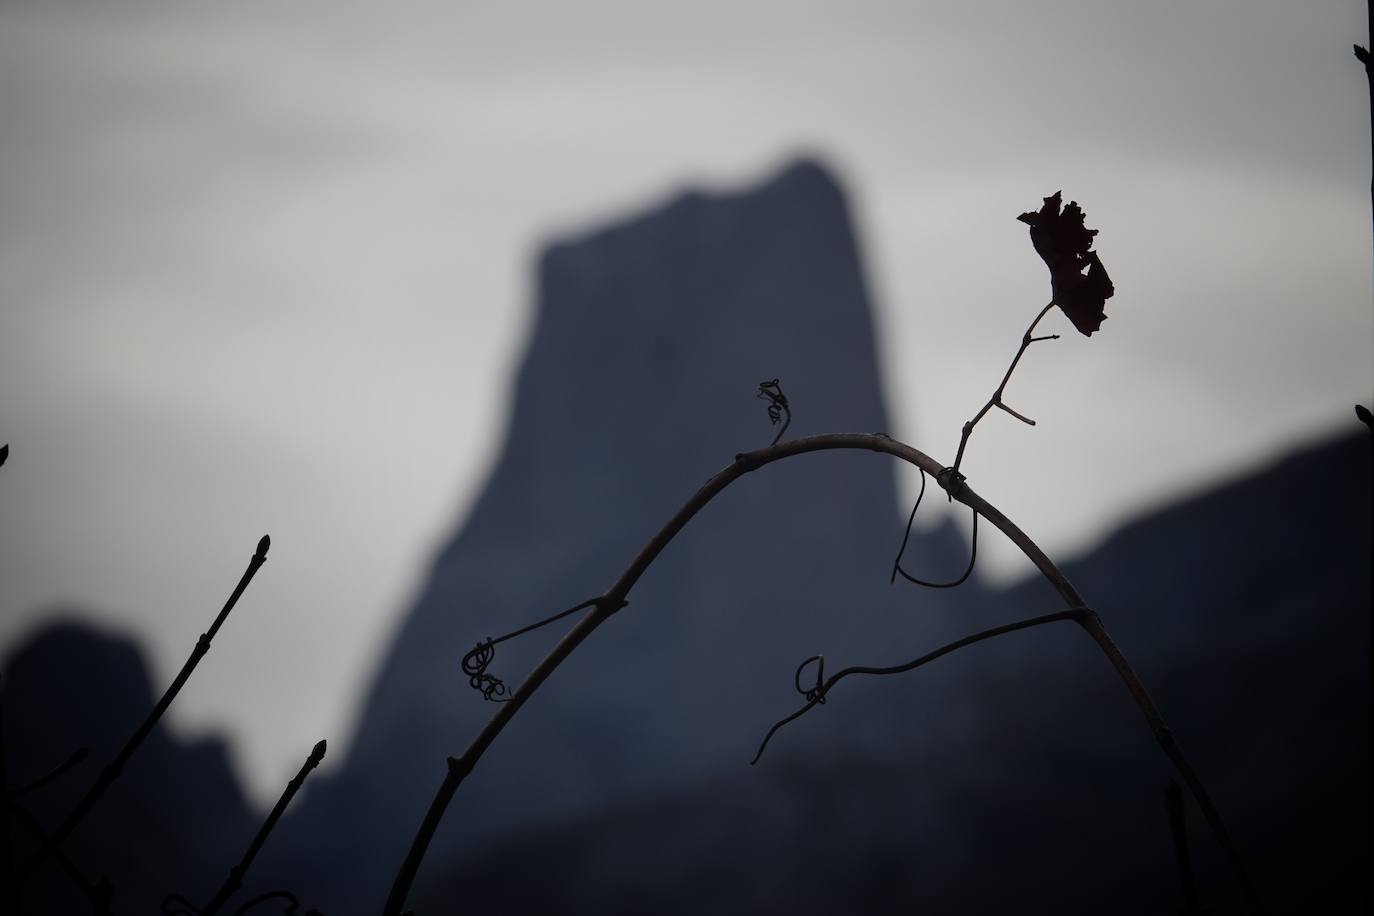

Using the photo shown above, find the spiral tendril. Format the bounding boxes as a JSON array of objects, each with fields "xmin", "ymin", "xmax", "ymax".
[{"xmin": 756, "ymin": 379, "xmax": 791, "ymax": 446}]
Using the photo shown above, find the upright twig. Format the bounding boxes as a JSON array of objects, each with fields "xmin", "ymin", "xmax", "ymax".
[
  {"xmin": 172, "ymin": 739, "xmax": 326, "ymax": 916},
  {"xmin": 1165, "ymin": 778, "xmax": 1207, "ymax": 915},
  {"xmin": 15, "ymin": 535, "xmax": 271, "ymax": 887},
  {"xmin": 948, "ymin": 301, "xmax": 1059, "ymax": 478},
  {"xmin": 381, "ymin": 434, "xmax": 1261, "ymax": 916}
]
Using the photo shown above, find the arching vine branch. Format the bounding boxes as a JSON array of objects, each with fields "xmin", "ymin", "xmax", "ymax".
[{"xmin": 381, "ymin": 433, "xmax": 1262, "ymax": 916}]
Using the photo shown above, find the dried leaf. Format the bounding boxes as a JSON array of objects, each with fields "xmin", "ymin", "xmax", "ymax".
[{"xmin": 1018, "ymin": 191, "xmax": 1115, "ymax": 336}]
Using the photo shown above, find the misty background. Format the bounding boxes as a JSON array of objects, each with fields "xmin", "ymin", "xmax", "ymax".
[{"xmin": 1, "ymin": 0, "xmax": 1370, "ymax": 810}]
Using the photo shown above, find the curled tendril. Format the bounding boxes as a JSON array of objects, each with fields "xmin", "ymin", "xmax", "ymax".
[
  {"xmin": 890, "ymin": 468, "xmax": 980, "ymax": 589},
  {"xmin": 460, "ymin": 597, "xmax": 613, "ymax": 703},
  {"xmin": 756, "ymin": 378, "xmax": 791, "ymax": 446},
  {"xmin": 229, "ymin": 890, "xmax": 321, "ymax": 916},
  {"xmin": 794, "ymin": 655, "xmax": 827, "ymax": 703},
  {"xmin": 750, "ymin": 609, "xmax": 1089, "ymax": 765},
  {"xmin": 461, "ymin": 639, "xmax": 509, "ymax": 702}
]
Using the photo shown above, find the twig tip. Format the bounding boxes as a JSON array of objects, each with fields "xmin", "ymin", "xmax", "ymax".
[{"xmin": 256, "ymin": 534, "xmax": 271, "ymax": 559}]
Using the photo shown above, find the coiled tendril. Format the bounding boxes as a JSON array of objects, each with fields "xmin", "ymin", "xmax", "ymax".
[
  {"xmin": 756, "ymin": 378, "xmax": 791, "ymax": 446},
  {"xmin": 460, "ymin": 597, "xmax": 616, "ymax": 702},
  {"xmin": 794, "ymin": 655, "xmax": 827, "ymax": 703},
  {"xmin": 460, "ymin": 639, "xmax": 508, "ymax": 702}
]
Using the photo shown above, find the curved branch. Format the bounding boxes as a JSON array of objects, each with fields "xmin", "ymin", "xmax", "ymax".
[
  {"xmin": 751, "ymin": 609, "xmax": 1088, "ymax": 764},
  {"xmin": 381, "ymin": 433, "xmax": 1262, "ymax": 916}
]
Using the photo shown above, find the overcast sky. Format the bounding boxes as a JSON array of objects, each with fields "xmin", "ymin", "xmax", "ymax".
[{"xmin": 1, "ymin": 0, "xmax": 1369, "ymax": 805}]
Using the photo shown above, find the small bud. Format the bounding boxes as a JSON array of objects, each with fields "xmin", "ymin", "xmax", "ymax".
[
  {"xmin": 1355, "ymin": 404, "xmax": 1372, "ymax": 427},
  {"xmin": 309, "ymin": 739, "xmax": 327, "ymax": 764},
  {"xmin": 255, "ymin": 534, "xmax": 271, "ymax": 559}
]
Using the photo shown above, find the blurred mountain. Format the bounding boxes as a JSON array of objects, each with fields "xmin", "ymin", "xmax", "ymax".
[
  {"xmin": 417, "ymin": 429, "xmax": 1370, "ymax": 915},
  {"xmin": 2, "ymin": 620, "xmax": 257, "ymax": 915},
  {"xmin": 272, "ymin": 157, "xmax": 977, "ymax": 911}
]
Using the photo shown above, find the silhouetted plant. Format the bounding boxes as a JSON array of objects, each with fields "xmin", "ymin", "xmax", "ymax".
[
  {"xmin": 163, "ymin": 740, "xmax": 327, "ymax": 916},
  {"xmin": 13, "ymin": 535, "xmax": 272, "ymax": 903},
  {"xmin": 1165, "ymin": 778, "xmax": 1209, "ymax": 916},
  {"xmin": 381, "ymin": 194, "xmax": 1266, "ymax": 916}
]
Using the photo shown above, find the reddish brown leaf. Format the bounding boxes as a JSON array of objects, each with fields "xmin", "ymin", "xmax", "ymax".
[{"xmin": 1018, "ymin": 191, "xmax": 1115, "ymax": 336}]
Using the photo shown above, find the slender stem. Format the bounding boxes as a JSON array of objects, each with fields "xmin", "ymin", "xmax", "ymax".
[
  {"xmin": 1165, "ymin": 779, "xmax": 1205, "ymax": 915},
  {"xmin": 381, "ymin": 433, "xmax": 1261, "ymax": 916},
  {"xmin": 751, "ymin": 608, "xmax": 1088, "ymax": 764},
  {"xmin": 950, "ymin": 302, "xmax": 1058, "ymax": 476},
  {"xmin": 8, "ymin": 749, "xmax": 90, "ymax": 800},
  {"xmin": 199, "ymin": 739, "xmax": 326, "ymax": 916},
  {"xmin": 16, "ymin": 536, "xmax": 271, "ymax": 886}
]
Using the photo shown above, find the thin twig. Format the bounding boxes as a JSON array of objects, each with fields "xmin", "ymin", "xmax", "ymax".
[
  {"xmin": 890, "ymin": 469, "xmax": 980, "ymax": 588},
  {"xmin": 16, "ymin": 536, "xmax": 272, "ymax": 887},
  {"xmin": 189, "ymin": 739, "xmax": 326, "ymax": 916},
  {"xmin": 751, "ymin": 609, "xmax": 1087, "ymax": 764},
  {"xmin": 949, "ymin": 302, "xmax": 1059, "ymax": 477},
  {"xmin": 8, "ymin": 749, "xmax": 90, "ymax": 800},
  {"xmin": 227, "ymin": 890, "xmax": 320, "ymax": 916},
  {"xmin": 1165, "ymin": 778, "xmax": 1207, "ymax": 915},
  {"xmin": 380, "ymin": 433, "xmax": 1262, "ymax": 916}
]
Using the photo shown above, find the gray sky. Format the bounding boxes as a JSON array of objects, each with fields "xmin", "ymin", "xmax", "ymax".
[{"xmin": 1, "ymin": 0, "xmax": 1369, "ymax": 805}]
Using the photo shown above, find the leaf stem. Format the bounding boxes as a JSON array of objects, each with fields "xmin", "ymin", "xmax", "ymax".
[{"xmin": 950, "ymin": 301, "xmax": 1058, "ymax": 476}]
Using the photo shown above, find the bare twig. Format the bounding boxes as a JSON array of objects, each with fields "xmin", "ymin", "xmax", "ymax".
[
  {"xmin": 179, "ymin": 739, "xmax": 327, "ymax": 916},
  {"xmin": 0, "ymin": 443, "xmax": 8, "ymax": 467},
  {"xmin": 8, "ymin": 749, "xmax": 90, "ymax": 800},
  {"xmin": 949, "ymin": 301, "xmax": 1059, "ymax": 477},
  {"xmin": 751, "ymin": 609, "xmax": 1088, "ymax": 764},
  {"xmin": 226, "ymin": 890, "xmax": 320, "ymax": 916},
  {"xmin": 1165, "ymin": 778, "xmax": 1208, "ymax": 915},
  {"xmin": 16, "ymin": 536, "xmax": 272, "ymax": 887},
  {"xmin": 381, "ymin": 434, "xmax": 1261, "ymax": 916}
]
